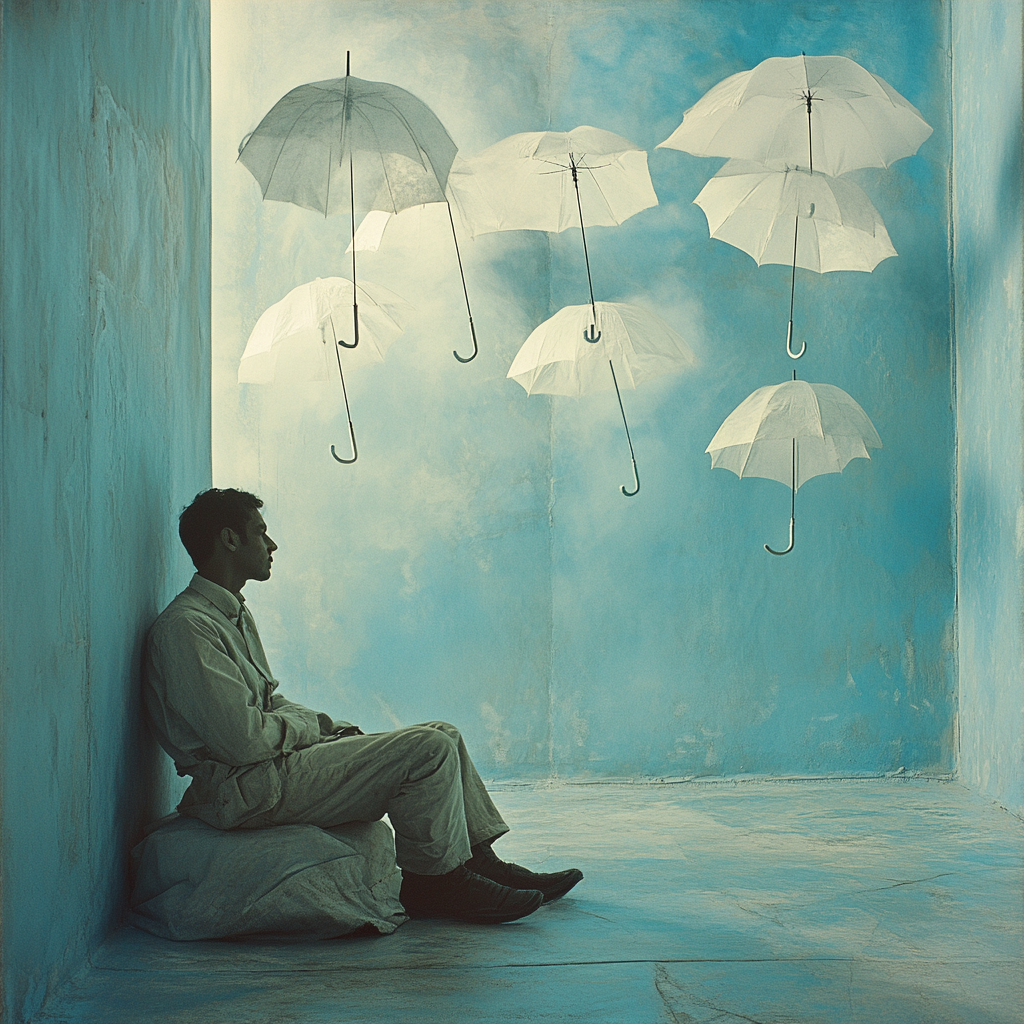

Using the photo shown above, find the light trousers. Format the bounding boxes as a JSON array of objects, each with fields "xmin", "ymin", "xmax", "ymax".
[{"xmin": 259, "ymin": 721, "xmax": 508, "ymax": 875}]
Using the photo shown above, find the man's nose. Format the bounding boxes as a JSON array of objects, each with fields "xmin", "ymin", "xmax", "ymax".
[{"xmin": 267, "ymin": 537, "xmax": 278, "ymax": 551}]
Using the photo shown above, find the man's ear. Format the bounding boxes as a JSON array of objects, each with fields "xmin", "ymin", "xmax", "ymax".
[{"xmin": 220, "ymin": 526, "xmax": 240, "ymax": 552}]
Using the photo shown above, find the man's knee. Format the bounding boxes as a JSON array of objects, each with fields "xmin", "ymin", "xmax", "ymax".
[
  {"xmin": 401, "ymin": 724, "xmax": 459, "ymax": 760},
  {"xmin": 419, "ymin": 720, "xmax": 462, "ymax": 745}
]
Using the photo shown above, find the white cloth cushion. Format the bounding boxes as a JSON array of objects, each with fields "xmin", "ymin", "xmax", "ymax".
[{"xmin": 130, "ymin": 814, "xmax": 407, "ymax": 940}]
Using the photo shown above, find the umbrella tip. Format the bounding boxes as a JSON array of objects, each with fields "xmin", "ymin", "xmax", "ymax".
[{"xmin": 346, "ymin": 51, "xmax": 350, "ymax": 76}]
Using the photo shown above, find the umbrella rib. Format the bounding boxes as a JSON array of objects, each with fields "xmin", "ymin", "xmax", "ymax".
[
  {"xmin": 261, "ymin": 95, "xmax": 342, "ymax": 203},
  {"xmin": 809, "ymin": 386, "xmax": 825, "ymax": 448},
  {"xmin": 725, "ymin": 174, "xmax": 781, "ymax": 260},
  {"xmin": 348, "ymin": 104, "xmax": 400, "ymax": 210},
  {"xmin": 537, "ymin": 158, "xmax": 570, "ymax": 172},
  {"xmin": 841, "ymin": 102, "xmax": 891, "ymax": 168},
  {"xmin": 736, "ymin": 440, "xmax": 756, "ymax": 480},
  {"xmin": 578, "ymin": 161, "xmax": 620, "ymax": 222},
  {"xmin": 325, "ymin": 141, "xmax": 332, "ymax": 216},
  {"xmin": 356, "ymin": 96, "xmax": 440, "ymax": 174},
  {"xmin": 350, "ymin": 100, "xmax": 443, "ymax": 210},
  {"xmin": 338, "ymin": 76, "xmax": 350, "ymax": 171}
]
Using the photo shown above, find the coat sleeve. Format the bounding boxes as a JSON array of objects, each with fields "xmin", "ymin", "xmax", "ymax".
[
  {"xmin": 269, "ymin": 693, "xmax": 356, "ymax": 735},
  {"xmin": 147, "ymin": 615, "xmax": 323, "ymax": 766}
]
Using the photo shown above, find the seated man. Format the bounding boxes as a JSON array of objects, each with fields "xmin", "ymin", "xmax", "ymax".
[{"xmin": 144, "ymin": 488, "xmax": 582, "ymax": 924}]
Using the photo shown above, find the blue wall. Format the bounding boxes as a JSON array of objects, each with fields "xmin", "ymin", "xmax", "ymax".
[
  {"xmin": 213, "ymin": 1, "xmax": 955, "ymax": 781},
  {"xmin": 953, "ymin": 0, "xmax": 1024, "ymax": 818},
  {"xmin": 0, "ymin": 2, "xmax": 210, "ymax": 1019}
]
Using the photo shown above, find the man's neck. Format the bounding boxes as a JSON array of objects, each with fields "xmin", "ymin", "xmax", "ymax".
[{"xmin": 197, "ymin": 566, "xmax": 247, "ymax": 601}]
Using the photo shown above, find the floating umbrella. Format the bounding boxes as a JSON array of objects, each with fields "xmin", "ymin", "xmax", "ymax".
[
  {"xmin": 238, "ymin": 56, "xmax": 479, "ymax": 365},
  {"xmin": 706, "ymin": 377, "xmax": 881, "ymax": 554},
  {"xmin": 694, "ymin": 159, "xmax": 897, "ymax": 357},
  {"xmin": 658, "ymin": 54, "xmax": 933, "ymax": 177},
  {"xmin": 459, "ymin": 127, "xmax": 658, "ymax": 339},
  {"xmin": 508, "ymin": 301, "xmax": 696, "ymax": 496},
  {"xmin": 239, "ymin": 277, "xmax": 412, "ymax": 463}
]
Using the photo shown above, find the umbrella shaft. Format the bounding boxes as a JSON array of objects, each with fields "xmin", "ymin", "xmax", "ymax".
[
  {"xmin": 571, "ymin": 160, "xmax": 598, "ymax": 322},
  {"xmin": 804, "ymin": 91, "xmax": 814, "ymax": 172},
  {"xmin": 349, "ymin": 153, "xmax": 357, "ymax": 290},
  {"xmin": 790, "ymin": 438, "xmax": 796, "ymax": 518},
  {"xmin": 786, "ymin": 215, "xmax": 805, "ymax": 359}
]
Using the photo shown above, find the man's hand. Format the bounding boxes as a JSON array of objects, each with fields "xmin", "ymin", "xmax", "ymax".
[{"xmin": 329, "ymin": 725, "xmax": 364, "ymax": 739}]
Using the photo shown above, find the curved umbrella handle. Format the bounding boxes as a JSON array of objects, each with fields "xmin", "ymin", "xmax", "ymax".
[
  {"xmin": 330, "ymin": 314, "xmax": 358, "ymax": 351},
  {"xmin": 331, "ymin": 328, "xmax": 358, "ymax": 464},
  {"xmin": 337, "ymin": 304, "xmax": 359, "ymax": 349},
  {"xmin": 765, "ymin": 516, "xmax": 794, "ymax": 555},
  {"xmin": 766, "ymin": 438, "xmax": 796, "ymax": 553},
  {"xmin": 584, "ymin": 325, "xmax": 602, "ymax": 344},
  {"xmin": 330, "ymin": 424, "xmax": 358, "ymax": 464},
  {"xmin": 786, "ymin": 320, "xmax": 805, "ymax": 360},
  {"xmin": 454, "ymin": 318, "xmax": 478, "ymax": 363},
  {"xmin": 620, "ymin": 458, "xmax": 639, "ymax": 497}
]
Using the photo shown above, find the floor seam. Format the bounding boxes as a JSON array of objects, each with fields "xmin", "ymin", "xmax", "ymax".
[{"xmin": 87, "ymin": 955, "xmax": 1024, "ymax": 974}]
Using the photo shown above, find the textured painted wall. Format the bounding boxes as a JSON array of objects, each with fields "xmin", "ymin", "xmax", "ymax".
[
  {"xmin": 953, "ymin": 0, "xmax": 1024, "ymax": 818},
  {"xmin": 0, "ymin": 2, "xmax": 210, "ymax": 1020},
  {"xmin": 212, "ymin": 1, "xmax": 954, "ymax": 781}
]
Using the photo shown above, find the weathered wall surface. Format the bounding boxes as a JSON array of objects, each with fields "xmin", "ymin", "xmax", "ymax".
[
  {"xmin": 0, "ymin": 2, "xmax": 210, "ymax": 1020},
  {"xmin": 953, "ymin": 0, "xmax": 1024, "ymax": 818},
  {"xmin": 544, "ymin": 2, "xmax": 954, "ymax": 779},
  {"xmin": 213, "ymin": 1, "xmax": 954, "ymax": 781}
]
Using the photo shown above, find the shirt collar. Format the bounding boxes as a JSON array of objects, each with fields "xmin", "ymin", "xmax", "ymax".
[{"xmin": 188, "ymin": 573, "xmax": 245, "ymax": 623}]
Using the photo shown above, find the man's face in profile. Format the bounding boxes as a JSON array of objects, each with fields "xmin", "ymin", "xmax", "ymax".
[{"xmin": 237, "ymin": 511, "xmax": 277, "ymax": 584}]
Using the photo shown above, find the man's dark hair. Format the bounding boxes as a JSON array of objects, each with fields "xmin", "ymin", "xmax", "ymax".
[{"xmin": 178, "ymin": 488, "xmax": 263, "ymax": 568}]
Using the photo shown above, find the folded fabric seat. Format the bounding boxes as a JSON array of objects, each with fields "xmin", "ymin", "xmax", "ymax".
[{"xmin": 130, "ymin": 813, "xmax": 407, "ymax": 940}]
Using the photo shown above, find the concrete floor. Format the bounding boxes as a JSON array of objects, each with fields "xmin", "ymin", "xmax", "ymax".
[{"xmin": 38, "ymin": 780, "xmax": 1023, "ymax": 1023}]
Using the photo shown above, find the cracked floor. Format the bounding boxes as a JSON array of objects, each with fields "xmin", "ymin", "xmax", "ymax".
[{"xmin": 39, "ymin": 779, "xmax": 1023, "ymax": 1023}]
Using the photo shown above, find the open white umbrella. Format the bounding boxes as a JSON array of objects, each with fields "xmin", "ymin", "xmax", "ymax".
[
  {"xmin": 706, "ymin": 377, "xmax": 882, "ymax": 554},
  {"xmin": 239, "ymin": 277, "xmax": 412, "ymax": 463},
  {"xmin": 695, "ymin": 160, "xmax": 896, "ymax": 272},
  {"xmin": 694, "ymin": 159, "xmax": 897, "ymax": 357},
  {"xmin": 658, "ymin": 54, "xmax": 932, "ymax": 177},
  {"xmin": 460, "ymin": 127, "xmax": 658, "ymax": 339},
  {"xmin": 238, "ymin": 55, "xmax": 479, "ymax": 365},
  {"xmin": 508, "ymin": 301, "xmax": 696, "ymax": 496}
]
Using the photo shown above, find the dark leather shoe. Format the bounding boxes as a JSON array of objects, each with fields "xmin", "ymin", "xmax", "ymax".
[
  {"xmin": 467, "ymin": 844, "xmax": 583, "ymax": 903},
  {"xmin": 400, "ymin": 865, "xmax": 544, "ymax": 924}
]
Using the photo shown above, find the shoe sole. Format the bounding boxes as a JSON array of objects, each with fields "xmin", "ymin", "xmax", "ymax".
[{"xmin": 406, "ymin": 889, "xmax": 544, "ymax": 924}]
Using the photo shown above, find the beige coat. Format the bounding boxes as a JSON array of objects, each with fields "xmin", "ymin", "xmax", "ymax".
[{"xmin": 144, "ymin": 574, "xmax": 350, "ymax": 828}]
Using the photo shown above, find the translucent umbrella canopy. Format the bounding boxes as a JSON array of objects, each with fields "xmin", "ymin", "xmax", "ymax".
[
  {"xmin": 346, "ymin": 158, "xmax": 480, "ymax": 253},
  {"xmin": 706, "ymin": 379, "xmax": 882, "ymax": 490},
  {"xmin": 238, "ymin": 277, "xmax": 411, "ymax": 384},
  {"xmin": 237, "ymin": 75, "xmax": 458, "ymax": 218},
  {"xmin": 658, "ymin": 54, "xmax": 932, "ymax": 177},
  {"xmin": 694, "ymin": 160, "xmax": 897, "ymax": 273},
  {"xmin": 507, "ymin": 301, "xmax": 696, "ymax": 398},
  {"xmin": 456, "ymin": 126, "xmax": 658, "ymax": 235}
]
